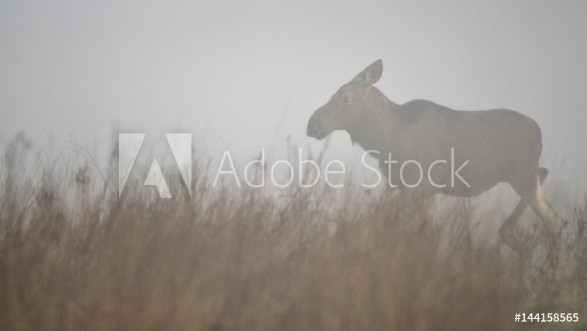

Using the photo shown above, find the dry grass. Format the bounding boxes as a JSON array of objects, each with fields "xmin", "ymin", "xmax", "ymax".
[{"xmin": 1, "ymin": 132, "xmax": 586, "ymax": 330}]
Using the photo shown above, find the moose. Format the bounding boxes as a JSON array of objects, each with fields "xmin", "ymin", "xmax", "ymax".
[{"xmin": 306, "ymin": 59, "xmax": 560, "ymax": 250}]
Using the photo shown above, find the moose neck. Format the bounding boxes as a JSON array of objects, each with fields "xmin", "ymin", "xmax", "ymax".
[{"xmin": 347, "ymin": 87, "xmax": 399, "ymax": 157}]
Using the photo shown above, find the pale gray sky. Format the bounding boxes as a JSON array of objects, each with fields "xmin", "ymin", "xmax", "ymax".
[{"xmin": 1, "ymin": 0, "xmax": 586, "ymax": 169}]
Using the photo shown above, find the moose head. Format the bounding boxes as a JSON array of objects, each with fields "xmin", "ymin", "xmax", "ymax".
[{"xmin": 307, "ymin": 59, "xmax": 384, "ymax": 139}]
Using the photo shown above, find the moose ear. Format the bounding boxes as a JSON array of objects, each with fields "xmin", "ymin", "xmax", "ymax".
[{"xmin": 351, "ymin": 59, "xmax": 383, "ymax": 86}]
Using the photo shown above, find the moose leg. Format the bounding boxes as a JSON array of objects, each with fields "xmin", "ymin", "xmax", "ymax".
[
  {"xmin": 499, "ymin": 167, "xmax": 549, "ymax": 251},
  {"xmin": 526, "ymin": 177, "xmax": 560, "ymax": 236}
]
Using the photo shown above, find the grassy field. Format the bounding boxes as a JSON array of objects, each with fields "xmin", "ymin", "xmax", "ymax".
[{"xmin": 1, "ymin": 132, "xmax": 586, "ymax": 330}]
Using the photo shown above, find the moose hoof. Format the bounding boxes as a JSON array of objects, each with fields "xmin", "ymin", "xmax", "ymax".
[{"xmin": 499, "ymin": 228, "xmax": 521, "ymax": 252}]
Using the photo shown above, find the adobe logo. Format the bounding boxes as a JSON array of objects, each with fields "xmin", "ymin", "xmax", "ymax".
[{"xmin": 118, "ymin": 133, "xmax": 192, "ymax": 198}]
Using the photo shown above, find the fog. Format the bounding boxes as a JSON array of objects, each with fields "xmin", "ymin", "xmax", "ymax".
[{"xmin": 1, "ymin": 0, "xmax": 586, "ymax": 172}]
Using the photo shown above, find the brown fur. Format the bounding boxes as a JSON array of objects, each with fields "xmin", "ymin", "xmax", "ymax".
[{"xmin": 307, "ymin": 59, "xmax": 560, "ymax": 250}]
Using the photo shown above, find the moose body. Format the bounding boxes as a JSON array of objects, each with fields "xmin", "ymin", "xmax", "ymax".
[{"xmin": 307, "ymin": 59, "xmax": 560, "ymax": 250}]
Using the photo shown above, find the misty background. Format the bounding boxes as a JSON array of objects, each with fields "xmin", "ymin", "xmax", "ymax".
[{"xmin": 1, "ymin": 0, "xmax": 586, "ymax": 180}]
